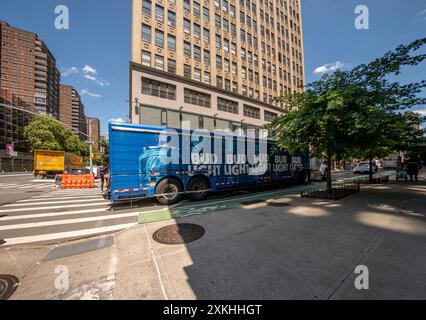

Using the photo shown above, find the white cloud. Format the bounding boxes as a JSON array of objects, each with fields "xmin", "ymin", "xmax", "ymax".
[
  {"xmin": 61, "ymin": 66, "xmax": 79, "ymax": 77},
  {"xmin": 313, "ymin": 61, "xmax": 344, "ymax": 74},
  {"xmin": 84, "ymin": 74, "xmax": 97, "ymax": 81},
  {"xmin": 419, "ymin": 9, "xmax": 426, "ymax": 16},
  {"xmin": 414, "ymin": 109, "xmax": 426, "ymax": 116},
  {"xmin": 96, "ymin": 79, "xmax": 111, "ymax": 87},
  {"xmin": 81, "ymin": 89, "xmax": 101, "ymax": 98},
  {"xmin": 110, "ymin": 117, "xmax": 127, "ymax": 123},
  {"xmin": 82, "ymin": 65, "xmax": 97, "ymax": 75},
  {"xmin": 60, "ymin": 64, "xmax": 110, "ymax": 86}
]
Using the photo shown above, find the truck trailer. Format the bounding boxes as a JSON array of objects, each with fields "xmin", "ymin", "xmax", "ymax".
[
  {"xmin": 108, "ymin": 122, "xmax": 311, "ymax": 205},
  {"xmin": 33, "ymin": 150, "xmax": 84, "ymax": 178}
]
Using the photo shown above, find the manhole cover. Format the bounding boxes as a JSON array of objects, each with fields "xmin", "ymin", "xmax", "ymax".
[
  {"xmin": 0, "ymin": 275, "xmax": 20, "ymax": 300},
  {"xmin": 152, "ymin": 224, "xmax": 205, "ymax": 245}
]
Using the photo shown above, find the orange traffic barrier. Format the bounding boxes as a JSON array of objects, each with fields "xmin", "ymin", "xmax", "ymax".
[{"xmin": 61, "ymin": 174, "xmax": 94, "ymax": 189}]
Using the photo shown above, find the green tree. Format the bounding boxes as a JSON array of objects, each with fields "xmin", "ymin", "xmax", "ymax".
[
  {"xmin": 271, "ymin": 38, "xmax": 426, "ymax": 190},
  {"xmin": 24, "ymin": 115, "xmax": 89, "ymax": 158},
  {"xmin": 100, "ymin": 138, "xmax": 109, "ymax": 166}
]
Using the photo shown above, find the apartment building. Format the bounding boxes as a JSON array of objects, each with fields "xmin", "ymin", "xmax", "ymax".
[
  {"xmin": 86, "ymin": 116, "xmax": 101, "ymax": 150},
  {"xmin": 130, "ymin": 0, "xmax": 305, "ymax": 133},
  {"xmin": 0, "ymin": 20, "xmax": 60, "ymax": 118},
  {"xmin": 59, "ymin": 85, "xmax": 87, "ymax": 140}
]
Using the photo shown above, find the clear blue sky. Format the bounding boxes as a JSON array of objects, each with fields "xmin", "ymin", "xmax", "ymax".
[{"xmin": 1, "ymin": 0, "xmax": 425, "ymax": 132}]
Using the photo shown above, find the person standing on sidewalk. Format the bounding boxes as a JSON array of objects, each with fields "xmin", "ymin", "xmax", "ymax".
[
  {"xmin": 100, "ymin": 165, "xmax": 107, "ymax": 191},
  {"xmin": 406, "ymin": 159, "xmax": 420, "ymax": 181}
]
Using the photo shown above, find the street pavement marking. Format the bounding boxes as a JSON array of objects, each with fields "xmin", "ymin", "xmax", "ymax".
[
  {"xmin": 19, "ymin": 184, "xmax": 46, "ymax": 189},
  {"xmin": 34, "ymin": 184, "xmax": 55, "ymax": 189},
  {"xmin": 0, "ymin": 202, "xmax": 110, "ymax": 213},
  {"xmin": 0, "ymin": 208, "xmax": 109, "ymax": 221},
  {"xmin": 0, "ymin": 212, "xmax": 139, "ymax": 230},
  {"xmin": 0, "ymin": 223, "xmax": 137, "ymax": 246},
  {"xmin": 2, "ymin": 199, "xmax": 107, "ymax": 207},
  {"xmin": 17, "ymin": 195, "xmax": 101, "ymax": 202}
]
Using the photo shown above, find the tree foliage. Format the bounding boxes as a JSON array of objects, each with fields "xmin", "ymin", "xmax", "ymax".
[
  {"xmin": 24, "ymin": 115, "xmax": 89, "ymax": 157},
  {"xmin": 271, "ymin": 38, "xmax": 426, "ymax": 188}
]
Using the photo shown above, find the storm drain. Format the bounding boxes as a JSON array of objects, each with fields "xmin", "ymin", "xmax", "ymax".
[
  {"xmin": 152, "ymin": 224, "xmax": 205, "ymax": 245},
  {"xmin": 0, "ymin": 275, "xmax": 20, "ymax": 300}
]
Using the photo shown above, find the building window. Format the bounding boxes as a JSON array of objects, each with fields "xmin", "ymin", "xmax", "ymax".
[
  {"xmin": 203, "ymin": 28, "xmax": 209, "ymax": 42},
  {"xmin": 155, "ymin": 29, "xmax": 164, "ymax": 47},
  {"xmin": 244, "ymin": 105, "xmax": 260, "ymax": 119},
  {"xmin": 184, "ymin": 0, "xmax": 190, "ymax": 11},
  {"xmin": 216, "ymin": 76, "xmax": 223, "ymax": 88},
  {"xmin": 204, "ymin": 50, "xmax": 210, "ymax": 64},
  {"xmin": 194, "ymin": 68, "xmax": 201, "ymax": 81},
  {"xmin": 203, "ymin": 72, "xmax": 211, "ymax": 84},
  {"xmin": 215, "ymin": 14, "xmax": 221, "ymax": 29},
  {"xmin": 184, "ymin": 64, "xmax": 191, "ymax": 78},
  {"xmin": 142, "ymin": 0, "xmax": 151, "ymax": 16},
  {"xmin": 167, "ymin": 11, "xmax": 176, "ymax": 27},
  {"xmin": 184, "ymin": 88, "xmax": 211, "ymax": 108},
  {"xmin": 142, "ymin": 51, "xmax": 151, "ymax": 66},
  {"xmin": 218, "ymin": 97, "xmax": 238, "ymax": 114},
  {"xmin": 142, "ymin": 24, "xmax": 151, "ymax": 42},
  {"xmin": 264, "ymin": 111, "xmax": 278, "ymax": 122},
  {"xmin": 168, "ymin": 59, "xmax": 176, "ymax": 73},
  {"xmin": 215, "ymin": 34, "xmax": 221, "ymax": 48},
  {"xmin": 155, "ymin": 55, "xmax": 164, "ymax": 70},
  {"xmin": 142, "ymin": 78, "xmax": 176, "ymax": 100},
  {"xmin": 194, "ymin": 46, "xmax": 201, "ymax": 61},
  {"xmin": 184, "ymin": 18, "xmax": 191, "ymax": 34},
  {"xmin": 194, "ymin": 1, "xmax": 201, "ymax": 17},
  {"xmin": 184, "ymin": 41, "xmax": 191, "ymax": 57},
  {"xmin": 216, "ymin": 55, "xmax": 222, "ymax": 69},
  {"xmin": 167, "ymin": 34, "xmax": 176, "ymax": 51},
  {"xmin": 155, "ymin": 5, "xmax": 164, "ymax": 21},
  {"xmin": 194, "ymin": 23, "xmax": 201, "ymax": 38},
  {"xmin": 232, "ymin": 81, "xmax": 237, "ymax": 94},
  {"xmin": 203, "ymin": 7, "xmax": 209, "ymax": 21}
]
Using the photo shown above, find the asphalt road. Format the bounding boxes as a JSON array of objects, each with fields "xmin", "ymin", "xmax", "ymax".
[{"xmin": 0, "ymin": 170, "xmax": 392, "ymax": 247}]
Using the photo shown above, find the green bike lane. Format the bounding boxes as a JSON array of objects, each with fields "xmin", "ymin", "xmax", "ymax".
[{"xmin": 138, "ymin": 170, "xmax": 394, "ymax": 224}]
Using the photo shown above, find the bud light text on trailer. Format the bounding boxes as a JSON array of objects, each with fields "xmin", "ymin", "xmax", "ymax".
[{"xmin": 108, "ymin": 122, "xmax": 311, "ymax": 205}]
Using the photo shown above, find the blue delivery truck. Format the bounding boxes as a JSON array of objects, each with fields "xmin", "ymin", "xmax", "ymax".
[{"xmin": 108, "ymin": 122, "xmax": 311, "ymax": 205}]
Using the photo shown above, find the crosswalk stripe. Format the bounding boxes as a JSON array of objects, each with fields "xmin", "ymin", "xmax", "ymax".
[
  {"xmin": 18, "ymin": 184, "xmax": 41, "ymax": 189},
  {"xmin": 0, "ymin": 202, "xmax": 109, "ymax": 213},
  {"xmin": 34, "ymin": 184, "xmax": 54, "ymax": 189},
  {"xmin": 3, "ymin": 199, "xmax": 107, "ymax": 207},
  {"xmin": 0, "ymin": 223, "xmax": 137, "ymax": 246},
  {"xmin": 0, "ymin": 184, "xmax": 18, "ymax": 188},
  {"xmin": 0, "ymin": 212, "xmax": 139, "ymax": 230},
  {"xmin": 0, "ymin": 208, "xmax": 109, "ymax": 221},
  {"xmin": 17, "ymin": 195, "xmax": 101, "ymax": 203}
]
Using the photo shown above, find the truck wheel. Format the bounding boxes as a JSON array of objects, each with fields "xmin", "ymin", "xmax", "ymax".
[
  {"xmin": 155, "ymin": 178, "xmax": 182, "ymax": 205},
  {"xmin": 187, "ymin": 177, "xmax": 210, "ymax": 201}
]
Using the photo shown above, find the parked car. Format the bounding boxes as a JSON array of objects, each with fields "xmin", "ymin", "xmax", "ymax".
[
  {"xmin": 69, "ymin": 168, "xmax": 91, "ymax": 175},
  {"xmin": 352, "ymin": 163, "xmax": 378, "ymax": 174}
]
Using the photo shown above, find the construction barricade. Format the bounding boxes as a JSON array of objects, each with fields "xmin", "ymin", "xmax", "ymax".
[{"xmin": 61, "ymin": 174, "xmax": 95, "ymax": 189}]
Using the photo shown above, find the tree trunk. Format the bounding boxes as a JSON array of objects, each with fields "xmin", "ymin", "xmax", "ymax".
[{"xmin": 369, "ymin": 156, "xmax": 373, "ymax": 183}]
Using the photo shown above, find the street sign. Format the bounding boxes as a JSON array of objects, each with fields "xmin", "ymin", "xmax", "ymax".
[{"xmin": 5, "ymin": 144, "xmax": 13, "ymax": 156}]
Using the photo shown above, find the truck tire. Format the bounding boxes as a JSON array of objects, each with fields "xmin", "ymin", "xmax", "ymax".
[
  {"xmin": 187, "ymin": 177, "xmax": 210, "ymax": 201},
  {"xmin": 155, "ymin": 178, "xmax": 182, "ymax": 205}
]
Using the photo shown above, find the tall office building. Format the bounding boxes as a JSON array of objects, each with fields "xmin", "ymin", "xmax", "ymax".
[
  {"xmin": 130, "ymin": 0, "xmax": 305, "ymax": 132},
  {"xmin": 86, "ymin": 116, "xmax": 100, "ymax": 150},
  {"xmin": 0, "ymin": 20, "xmax": 60, "ymax": 118},
  {"xmin": 59, "ymin": 85, "xmax": 87, "ymax": 140}
]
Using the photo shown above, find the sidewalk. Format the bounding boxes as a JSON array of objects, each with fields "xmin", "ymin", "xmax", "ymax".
[{"xmin": 1, "ymin": 174, "xmax": 425, "ymax": 300}]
